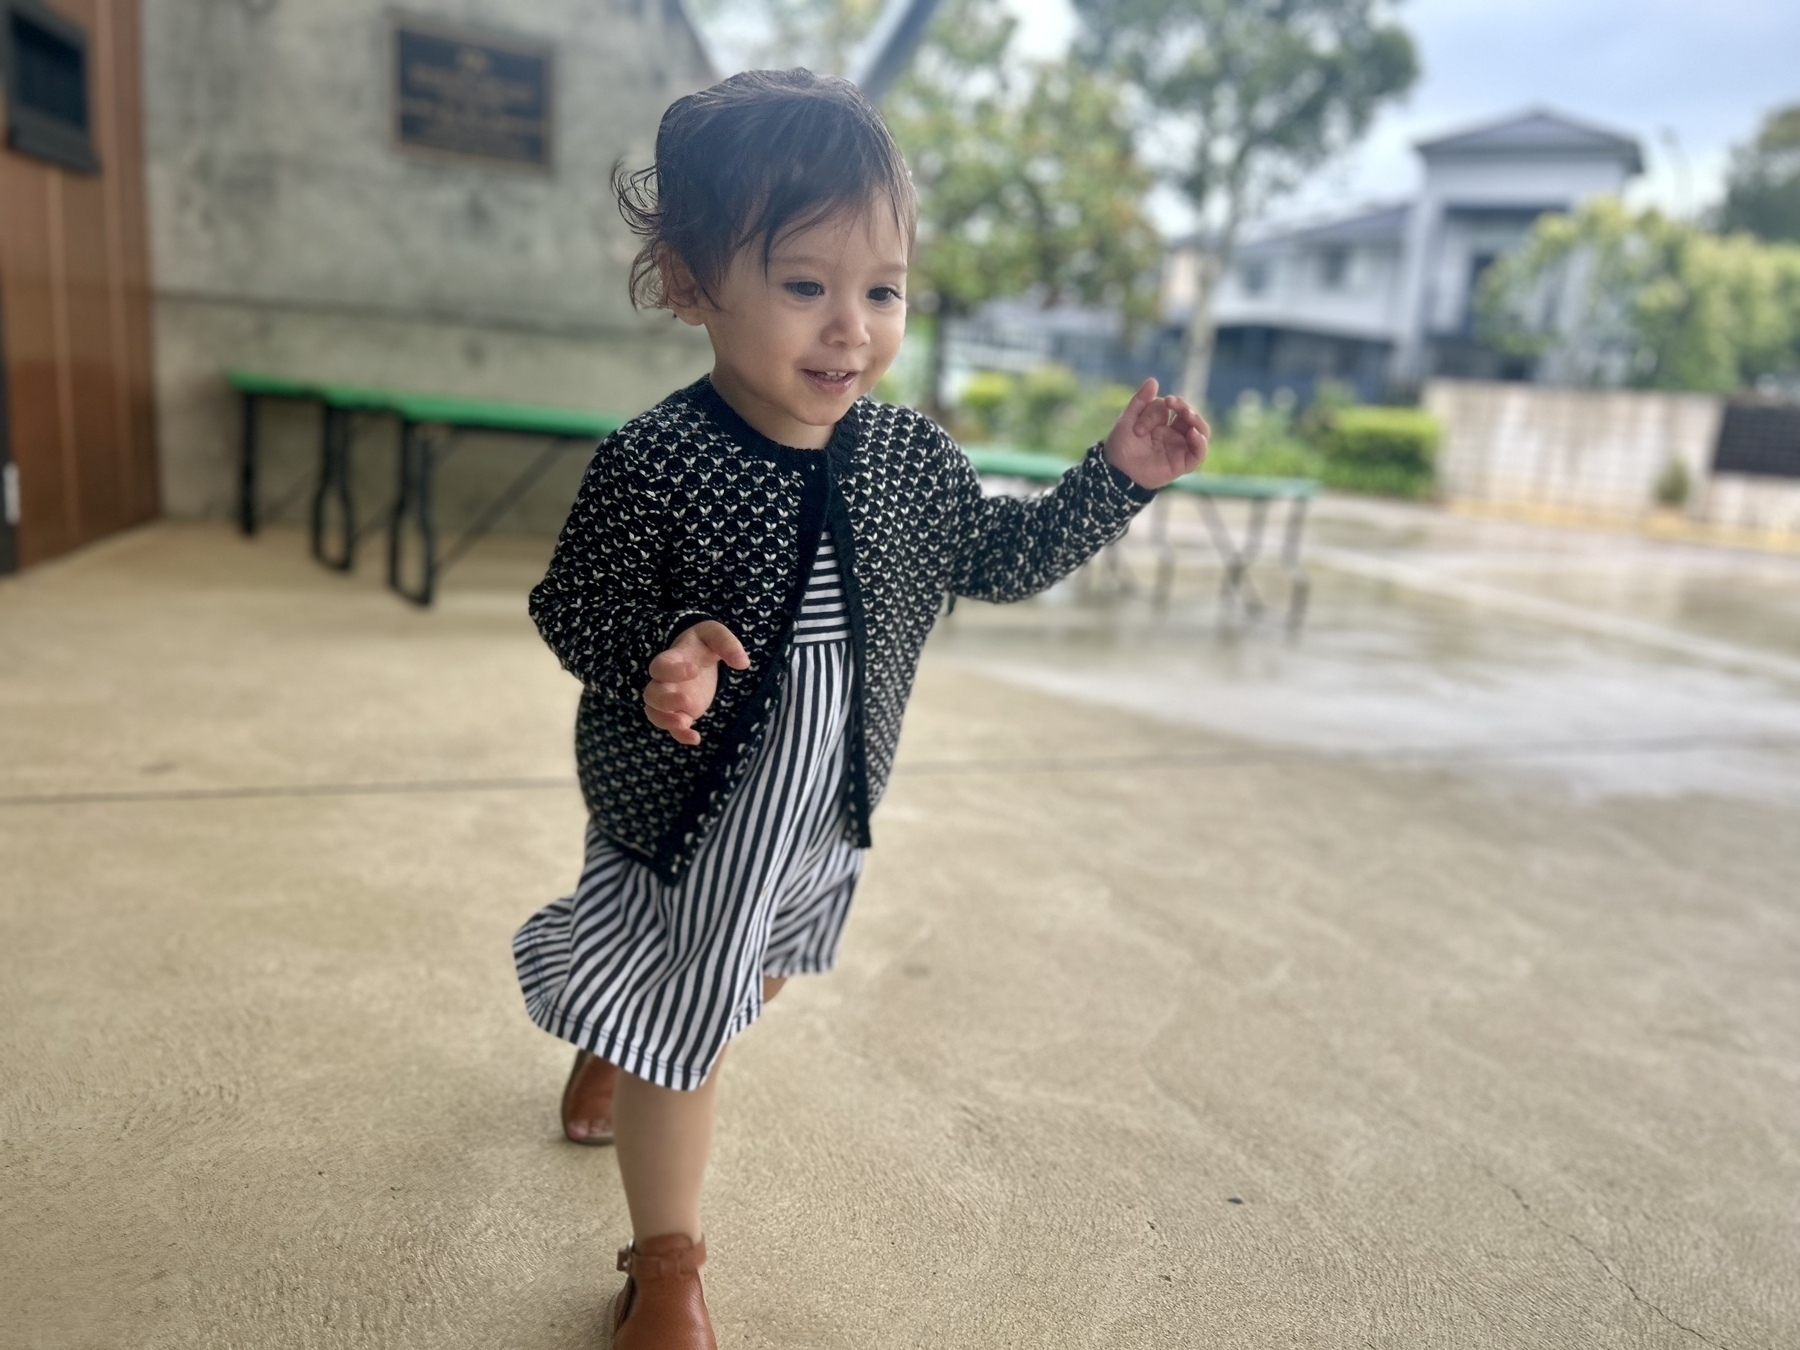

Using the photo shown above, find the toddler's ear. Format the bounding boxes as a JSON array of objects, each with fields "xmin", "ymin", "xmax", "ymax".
[{"xmin": 659, "ymin": 249, "xmax": 707, "ymax": 324}]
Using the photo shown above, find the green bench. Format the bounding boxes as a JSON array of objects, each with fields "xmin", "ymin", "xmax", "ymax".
[
  {"xmin": 230, "ymin": 371, "xmax": 622, "ymax": 604},
  {"xmin": 964, "ymin": 444, "xmax": 1315, "ymax": 627},
  {"xmin": 230, "ymin": 373, "xmax": 1311, "ymax": 622}
]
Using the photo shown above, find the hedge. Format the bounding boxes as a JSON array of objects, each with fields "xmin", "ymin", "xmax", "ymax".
[{"xmin": 1318, "ymin": 407, "xmax": 1441, "ymax": 498}]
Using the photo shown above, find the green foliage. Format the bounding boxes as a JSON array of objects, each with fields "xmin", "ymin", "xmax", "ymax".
[
  {"xmin": 1296, "ymin": 377, "xmax": 1357, "ymax": 442},
  {"xmin": 1050, "ymin": 380, "xmax": 1139, "ymax": 459},
  {"xmin": 952, "ymin": 366, "xmax": 1134, "ymax": 459},
  {"xmin": 1310, "ymin": 406, "xmax": 1439, "ymax": 499},
  {"xmin": 1654, "ymin": 458, "xmax": 1691, "ymax": 510},
  {"xmin": 1479, "ymin": 199, "xmax": 1800, "ymax": 394},
  {"xmin": 1320, "ymin": 406, "xmax": 1439, "ymax": 470},
  {"xmin": 885, "ymin": 0, "xmax": 1161, "ymax": 409},
  {"xmin": 1014, "ymin": 365, "xmax": 1083, "ymax": 448},
  {"xmin": 957, "ymin": 370, "xmax": 1015, "ymax": 439},
  {"xmin": 1202, "ymin": 436, "xmax": 1323, "ymax": 479},
  {"xmin": 1720, "ymin": 104, "xmax": 1800, "ymax": 245},
  {"xmin": 1320, "ymin": 460, "xmax": 1436, "ymax": 500},
  {"xmin": 1228, "ymin": 387, "xmax": 1297, "ymax": 452},
  {"xmin": 1199, "ymin": 390, "xmax": 1322, "ymax": 478}
]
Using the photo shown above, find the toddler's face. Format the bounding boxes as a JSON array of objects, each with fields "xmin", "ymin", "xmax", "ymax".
[{"xmin": 672, "ymin": 203, "xmax": 908, "ymax": 449}]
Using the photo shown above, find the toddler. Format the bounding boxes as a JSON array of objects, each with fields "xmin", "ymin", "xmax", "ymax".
[{"xmin": 513, "ymin": 68, "xmax": 1206, "ymax": 1348}]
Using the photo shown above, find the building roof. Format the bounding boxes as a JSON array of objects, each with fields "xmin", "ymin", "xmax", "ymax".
[
  {"xmin": 1236, "ymin": 204, "xmax": 1411, "ymax": 258},
  {"xmin": 1416, "ymin": 108, "xmax": 1644, "ymax": 173}
]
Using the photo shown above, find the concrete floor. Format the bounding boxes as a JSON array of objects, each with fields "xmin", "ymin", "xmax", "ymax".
[{"xmin": 2, "ymin": 507, "xmax": 1797, "ymax": 1349}]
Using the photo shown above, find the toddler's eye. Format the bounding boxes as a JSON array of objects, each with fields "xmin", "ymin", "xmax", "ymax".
[
  {"xmin": 785, "ymin": 281, "xmax": 824, "ymax": 298},
  {"xmin": 869, "ymin": 286, "xmax": 903, "ymax": 303}
]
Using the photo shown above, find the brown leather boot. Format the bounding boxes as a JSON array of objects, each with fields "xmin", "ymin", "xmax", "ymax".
[{"xmin": 611, "ymin": 1233, "xmax": 716, "ymax": 1350}]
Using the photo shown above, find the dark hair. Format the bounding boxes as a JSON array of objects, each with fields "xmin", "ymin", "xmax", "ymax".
[{"xmin": 614, "ymin": 69, "xmax": 917, "ymax": 310}]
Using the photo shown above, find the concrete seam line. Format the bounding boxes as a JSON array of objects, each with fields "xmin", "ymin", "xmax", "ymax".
[
  {"xmin": 0, "ymin": 776, "xmax": 579, "ymax": 809},
  {"xmin": 9, "ymin": 733, "xmax": 1800, "ymax": 807},
  {"xmin": 893, "ymin": 732, "xmax": 1800, "ymax": 776}
]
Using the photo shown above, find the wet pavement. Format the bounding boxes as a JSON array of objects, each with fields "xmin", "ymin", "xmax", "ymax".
[
  {"xmin": 936, "ymin": 495, "xmax": 1800, "ymax": 804},
  {"xmin": 2, "ymin": 504, "xmax": 1796, "ymax": 1349}
]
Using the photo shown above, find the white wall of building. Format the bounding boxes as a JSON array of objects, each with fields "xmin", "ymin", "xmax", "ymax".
[{"xmin": 1212, "ymin": 239, "xmax": 1406, "ymax": 343}]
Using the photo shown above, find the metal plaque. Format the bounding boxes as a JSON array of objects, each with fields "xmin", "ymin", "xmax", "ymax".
[{"xmin": 392, "ymin": 21, "xmax": 552, "ymax": 169}]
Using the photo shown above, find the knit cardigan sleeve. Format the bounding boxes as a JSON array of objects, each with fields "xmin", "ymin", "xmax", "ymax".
[
  {"xmin": 528, "ymin": 434, "xmax": 711, "ymax": 705},
  {"xmin": 941, "ymin": 432, "xmax": 1157, "ymax": 603}
]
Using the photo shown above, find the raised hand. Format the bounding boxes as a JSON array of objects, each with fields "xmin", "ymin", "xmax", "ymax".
[
  {"xmin": 1102, "ymin": 378, "xmax": 1210, "ymax": 490},
  {"xmin": 643, "ymin": 620, "xmax": 751, "ymax": 746}
]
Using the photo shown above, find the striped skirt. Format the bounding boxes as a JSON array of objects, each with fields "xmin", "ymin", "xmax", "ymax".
[{"xmin": 513, "ymin": 602, "xmax": 864, "ymax": 1091}]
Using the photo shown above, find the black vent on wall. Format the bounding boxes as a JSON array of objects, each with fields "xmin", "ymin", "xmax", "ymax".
[
  {"xmin": 1713, "ymin": 403, "xmax": 1800, "ymax": 479},
  {"xmin": 3, "ymin": 0, "xmax": 97, "ymax": 173}
]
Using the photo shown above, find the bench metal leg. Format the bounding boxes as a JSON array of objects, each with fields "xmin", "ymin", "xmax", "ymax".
[
  {"xmin": 239, "ymin": 393, "xmax": 259, "ymax": 536},
  {"xmin": 310, "ymin": 407, "xmax": 356, "ymax": 571},
  {"xmin": 388, "ymin": 421, "xmax": 438, "ymax": 606}
]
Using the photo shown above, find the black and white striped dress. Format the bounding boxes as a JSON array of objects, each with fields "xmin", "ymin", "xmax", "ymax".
[{"xmin": 513, "ymin": 531, "xmax": 864, "ymax": 1091}]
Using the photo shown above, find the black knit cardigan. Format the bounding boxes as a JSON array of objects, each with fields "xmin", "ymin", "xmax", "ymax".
[{"xmin": 529, "ymin": 377, "xmax": 1155, "ymax": 883}]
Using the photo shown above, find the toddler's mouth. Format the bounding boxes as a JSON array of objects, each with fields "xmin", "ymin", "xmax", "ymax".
[{"xmin": 802, "ymin": 369, "xmax": 858, "ymax": 394}]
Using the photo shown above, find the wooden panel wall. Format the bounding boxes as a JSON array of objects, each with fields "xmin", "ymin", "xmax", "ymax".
[{"xmin": 0, "ymin": 0, "xmax": 157, "ymax": 570}]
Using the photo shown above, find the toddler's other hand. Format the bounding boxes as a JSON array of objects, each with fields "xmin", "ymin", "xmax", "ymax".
[
  {"xmin": 644, "ymin": 620, "xmax": 751, "ymax": 746},
  {"xmin": 1103, "ymin": 378, "xmax": 1209, "ymax": 490}
]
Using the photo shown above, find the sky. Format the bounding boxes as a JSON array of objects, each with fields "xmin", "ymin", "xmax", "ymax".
[{"xmin": 1002, "ymin": 0, "xmax": 1800, "ymax": 234}]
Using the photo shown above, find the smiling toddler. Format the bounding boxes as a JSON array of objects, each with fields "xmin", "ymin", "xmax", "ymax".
[{"xmin": 512, "ymin": 68, "xmax": 1207, "ymax": 1348}]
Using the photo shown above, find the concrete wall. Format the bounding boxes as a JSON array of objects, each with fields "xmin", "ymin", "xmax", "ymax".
[
  {"xmin": 1426, "ymin": 380, "xmax": 1800, "ymax": 541},
  {"xmin": 1426, "ymin": 379, "xmax": 1721, "ymax": 517},
  {"xmin": 141, "ymin": 0, "xmax": 717, "ymax": 520},
  {"xmin": 1703, "ymin": 474, "xmax": 1800, "ymax": 535}
]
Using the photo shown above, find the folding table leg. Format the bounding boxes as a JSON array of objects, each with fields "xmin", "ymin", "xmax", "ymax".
[
  {"xmin": 1196, "ymin": 494, "xmax": 1246, "ymax": 618},
  {"xmin": 1237, "ymin": 498, "xmax": 1271, "ymax": 617},
  {"xmin": 1280, "ymin": 497, "xmax": 1312, "ymax": 632},
  {"xmin": 1150, "ymin": 492, "xmax": 1175, "ymax": 606}
]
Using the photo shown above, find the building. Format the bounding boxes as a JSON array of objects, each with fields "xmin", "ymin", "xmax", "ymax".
[
  {"xmin": 1162, "ymin": 108, "xmax": 1646, "ymax": 408},
  {"xmin": 2, "ymin": 0, "xmax": 719, "ymax": 572},
  {"xmin": 142, "ymin": 0, "xmax": 717, "ymax": 522}
]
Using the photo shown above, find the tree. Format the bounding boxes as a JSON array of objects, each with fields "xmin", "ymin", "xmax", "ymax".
[
  {"xmin": 1719, "ymin": 104, "xmax": 1800, "ymax": 245},
  {"xmin": 886, "ymin": 1, "xmax": 1159, "ymax": 412},
  {"xmin": 1071, "ymin": 0, "xmax": 1418, "ymax": 406},
  {"xmin": 1478, "ymin": 199, "xmax": 1800, "ymax": 394}
]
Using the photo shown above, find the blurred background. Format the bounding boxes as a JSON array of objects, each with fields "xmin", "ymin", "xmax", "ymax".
[
  {"xmin": 3, "ymin": 3, "xmax": 1799, "ymax": 1347},
  {"xmin": 3, "ymin": 0, "xmax": 1800, "ymax": 564}
]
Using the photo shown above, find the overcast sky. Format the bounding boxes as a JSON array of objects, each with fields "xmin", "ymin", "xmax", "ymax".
[{"xmin": 1004, "ymin": 0, "xmax": 1800, "ymax": 233}]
